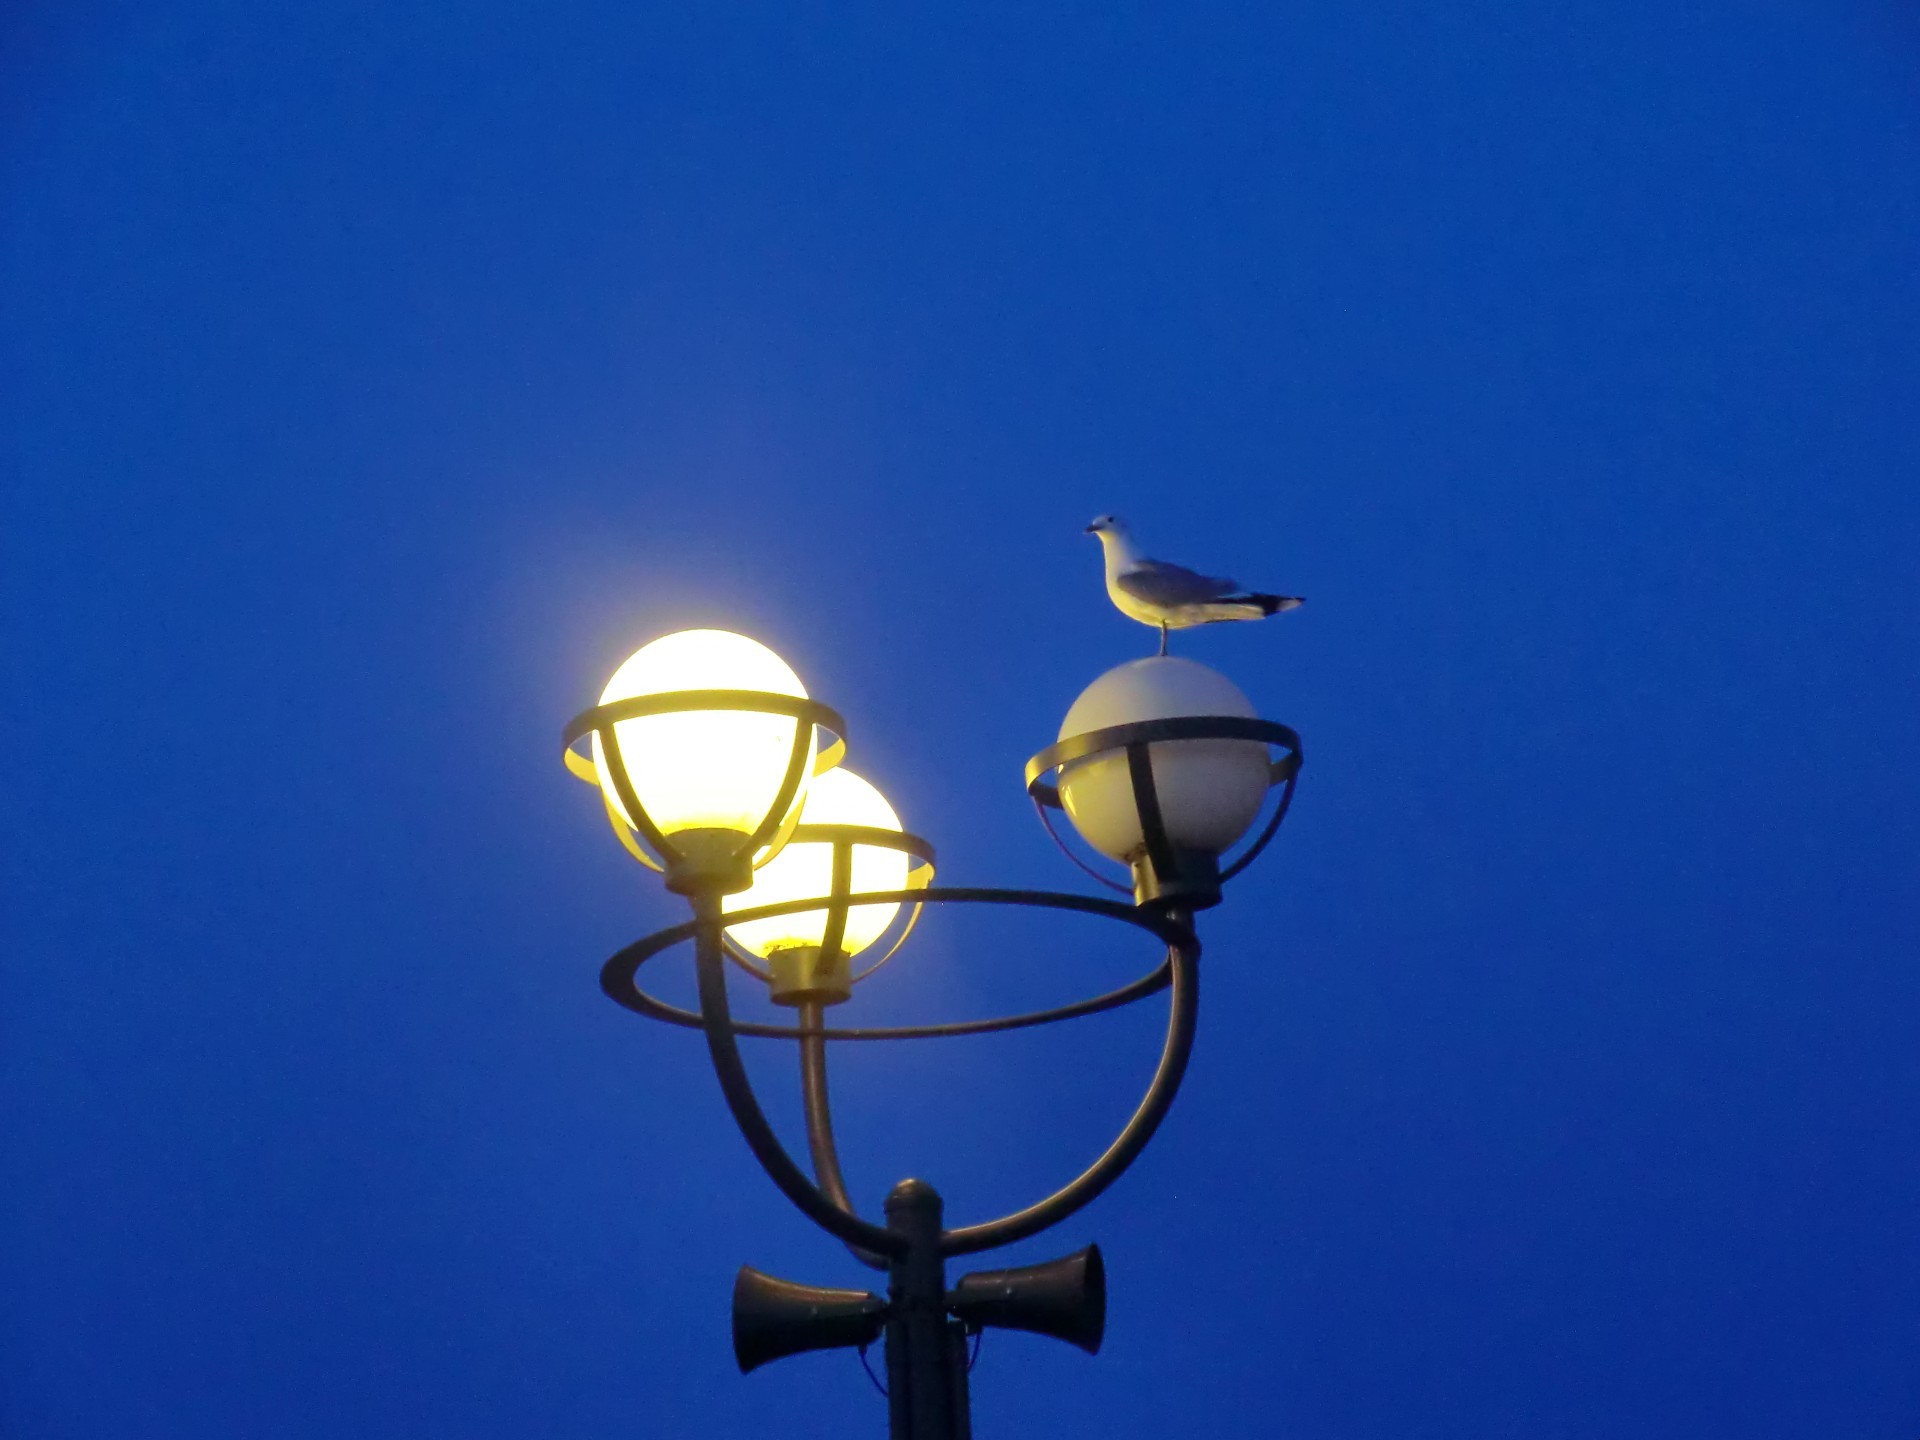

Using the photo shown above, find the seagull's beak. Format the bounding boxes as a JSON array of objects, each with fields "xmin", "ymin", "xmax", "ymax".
[{"xmin": 1083, "ymin": 523, "xmax": 1097, "ymax": 534}]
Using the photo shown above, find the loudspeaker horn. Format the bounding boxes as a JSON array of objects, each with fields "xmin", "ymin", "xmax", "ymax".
[
  {"xmin": 946, "ymin": 1243, "xmax": 1106, "ymax": 1353},
  {"xmin": 731, "ymin": 1266, "xmax": 887, "ymax": 1374}
]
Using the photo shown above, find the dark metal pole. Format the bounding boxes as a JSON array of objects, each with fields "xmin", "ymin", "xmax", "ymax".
[
  {"xmin": 797, "ymin": 999, "xmax": 889, "ymax": 1272},
  {"xmin": 885, "ymin": 1179, "xmax": 961, "ymax": 1440},
  {"xmin": 944, "ymin": 1321, "xmax": 973, "ymax": 1440}
]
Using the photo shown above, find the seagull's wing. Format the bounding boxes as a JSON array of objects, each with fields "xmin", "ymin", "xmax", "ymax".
[{"xmin": 1116, "ymin": 559, "xmax": 1241, "ymax": 608}]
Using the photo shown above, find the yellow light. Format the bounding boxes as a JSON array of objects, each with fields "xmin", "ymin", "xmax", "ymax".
[
  {"xmin": 591, "ymin": 629, "xmax": 816, "ymax": 845},
  {"xmin": 722, "ymin": 768, "xmax": 911, "ymax": 958}
]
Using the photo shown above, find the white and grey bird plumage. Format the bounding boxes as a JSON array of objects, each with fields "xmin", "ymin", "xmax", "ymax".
[{"xmin": 1086, "ymin": 514, "xmax": 1303, "ymax": 654}]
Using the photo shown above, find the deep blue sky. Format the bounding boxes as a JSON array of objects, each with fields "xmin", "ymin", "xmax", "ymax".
[{"xmin": 4, "ymin": 1, "xmax": 1918, "ymax": 1436}]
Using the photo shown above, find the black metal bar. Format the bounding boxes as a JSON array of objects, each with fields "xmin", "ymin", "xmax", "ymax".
[
  {"xmin": 1219, "ymin": 751, "xmax": 1302, "ymax": 883},
  {"xmin": 797, "ymin": 1000, "xmax": 888, "ymax": 1273},
  {"xmin": 597, "ymin": 722, "xmax": 681, "ymax": 866},
  {"xmin": 1125, "ymin": 741, "xmax": 1180, "ymax": 888},
  {"xmin": 784, "ymin": 823, "xmax": 936, "ymax": 857},
  {"xmin": 885, "ymin": 1181, "xmax": 958, "ymax": 1440},
  {"xmin": 743, "ymin": 705, "xmax": 818, "ymax": 856},
  {"xmin": 817, "ymin": 836, "xmax": 853, "ymax": 965},
  {"xmin": 1028, "ymin": 796, "xmax": 1132, "ymax": 895},
  {"xmin": 689, "ymin": 898, "xmax": 906, "ymax": 1259},
  {"xmin": 940, "ymin": 918, "xmax": 1201, "ymax": 1257}
]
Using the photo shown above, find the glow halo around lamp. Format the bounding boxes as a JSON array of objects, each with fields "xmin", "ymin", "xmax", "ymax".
[
  {"xmin": 719, "ymin": 768, "xmax": 935, "ymax": 1000},
  {"xmin": 562, "ymin": 629, "xmax": 847, "ymax": 897}
]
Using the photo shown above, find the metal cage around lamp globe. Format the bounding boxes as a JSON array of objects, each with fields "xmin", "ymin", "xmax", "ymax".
[
  {"xmin": 1025, "ymin": 656, "xmax": 1303, "ymax": 910},
  {"xmin": 562, "ymin": 628, "xmax": 847, "ymax": 897},
  {"xmin": 720, "ymin": 766, "xmax": 935, "ymax": 1007}
]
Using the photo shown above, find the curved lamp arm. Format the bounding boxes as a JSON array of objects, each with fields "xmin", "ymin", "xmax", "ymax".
[
  {"xmin": 939, "ymin": 917, "xmax": 1200, "ymax": 1257},
  {"xmin": 690, "ymin": 899, "xmax": 907, "ymax": 1260},
  {"xmin": 667, "ymin": 890, "xmax": 1201, "ymax": 1263},
  {"xmin": 796, "ymin": 1001, "xmax": 889, "ymax": 1272}
]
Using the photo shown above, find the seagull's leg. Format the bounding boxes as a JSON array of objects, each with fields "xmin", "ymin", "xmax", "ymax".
[{"xmin": 1158, "ymin": 622, "xmax": 1169, "ymax": 657}]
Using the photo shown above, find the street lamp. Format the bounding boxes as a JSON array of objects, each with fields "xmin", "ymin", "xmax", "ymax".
[{"xmin": 564, "ymin": 628, "xmax": 1302, "ymax": 1439}]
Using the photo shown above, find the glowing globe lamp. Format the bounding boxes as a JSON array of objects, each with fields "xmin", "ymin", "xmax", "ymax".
[
  {"xmin": 591, "ymin": 629, "xmax": 818, "ymax": 893},
  {"xmin": 723, "ymin": 768, "xmax": 914, "ymax": 1006},
  {"xmin": 1056, "ymin": 657, "xmax": 1271, "ymax": 903}
]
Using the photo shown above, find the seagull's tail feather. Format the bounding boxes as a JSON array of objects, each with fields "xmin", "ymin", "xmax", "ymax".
[
  {"xmin": 1243, "ymin": 593, "xmax": 1305, "ymax": 616},
  {"xmin": 1201, "ymin": 594, "xmax": 1304, "ymax": 623}
]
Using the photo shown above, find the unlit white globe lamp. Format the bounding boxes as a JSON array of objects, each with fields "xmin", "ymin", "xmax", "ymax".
[{"xmin": 1045, "ymin": 656, "xmax": 1278, "ymax": 907}]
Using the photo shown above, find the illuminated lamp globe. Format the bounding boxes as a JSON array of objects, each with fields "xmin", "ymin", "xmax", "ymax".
[
  {"xmin": 1056, "ymin": 656, "xmax": 1271, "ymax": 865},
  {"xmin": 591, "ymin": 629, "xmax": 817, "ymax": 882},
  {"xmin": 723, "ymin": 768, "xmax": 910, "ymax": 958}
]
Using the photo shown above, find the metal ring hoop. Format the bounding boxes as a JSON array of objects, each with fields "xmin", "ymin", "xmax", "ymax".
[
  {"xmin": 601, "ymin": 887, "xmax": 1192, "ymax": 1041},
  {"xmin": 563, "ymin": 689, "xmax": 849, "ymax": 766}
]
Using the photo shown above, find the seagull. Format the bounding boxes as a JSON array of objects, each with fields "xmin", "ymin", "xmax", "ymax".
[{"xmin": 1086, "ymin": 514, "xmax": 1303, "ymax": 655}]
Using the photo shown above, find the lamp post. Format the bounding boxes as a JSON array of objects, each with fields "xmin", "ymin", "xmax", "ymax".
[{"xmin": 564, "ymin": 629, "xmax": 1302, "ymax": 1439}]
